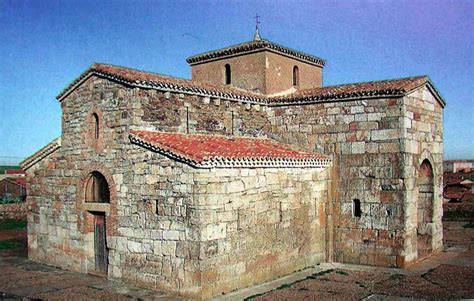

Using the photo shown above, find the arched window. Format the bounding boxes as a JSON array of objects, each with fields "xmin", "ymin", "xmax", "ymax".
[
  {"xmin": 86, "ymin": 172, "xmax": 110, "ymax": 203},
  {"xmin": 92, "ymin": 113, "xmax": 100, "ymax": 139},
  {"xmin": 225, "ymin": 64, "xmax": 231, "ymax": 85},
  {"xmin": 293, "ymin": 65, "xmax": 299, "ymax": 87},
  {"xmin": 353, "ymin": 199, "xmax": 362, "ymax": 217}
]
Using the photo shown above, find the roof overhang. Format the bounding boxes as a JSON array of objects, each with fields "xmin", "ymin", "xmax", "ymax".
[
  {"xmin": 20, "ymin": 138, "xmax": 61, "ymax": 171},
  {"xmin": 129, "ymin": 130, "xmax": 331, "ymax": 169}
]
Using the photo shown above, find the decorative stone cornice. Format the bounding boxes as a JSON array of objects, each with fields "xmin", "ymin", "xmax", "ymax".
[{"xmin": 20, "ymin": 138, "xmax": 61, "ymax": 171}]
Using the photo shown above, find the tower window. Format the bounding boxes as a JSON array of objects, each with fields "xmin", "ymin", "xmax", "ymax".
[
  {"xmin": 92, "ymin": 113, "xmax": 100, "ymax": 139},
  {"xmin": 293, "ymin": 66, "xmax": 299, "ymax": 87},
  {"xmin": 225, "ymin": 64, "xmax": 231, "ymax": 85},
  {"xmin": 353, "ymin": 199, "xmax": 362, "ymax": 218}
]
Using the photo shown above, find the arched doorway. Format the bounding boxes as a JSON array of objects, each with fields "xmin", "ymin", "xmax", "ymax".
[
  {"xmin": 416, "ymin": 159, "xmax": 434, "ymax": 259},
  {"xmin": 85, "ymin": 171, "xmax": 110, "ymax": 275}
]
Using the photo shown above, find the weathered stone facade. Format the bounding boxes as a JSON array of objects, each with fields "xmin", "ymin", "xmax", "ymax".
[{"xmin": 22, "ymin": 35, "xmax": 445, "ymax": 299}]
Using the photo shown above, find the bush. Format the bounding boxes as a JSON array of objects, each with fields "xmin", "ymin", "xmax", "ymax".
[{"xmin": 0, "ymin": 196, "xmax": 25, "ymax": 205}]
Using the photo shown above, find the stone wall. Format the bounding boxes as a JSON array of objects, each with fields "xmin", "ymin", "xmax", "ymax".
[
  {"xmin": 190, "ymin": 50, "xmax": 323, "ymax": 94},
  {"xmin": 265, "ymin": 51, "xmax": 323, "ymax": 94},
  {"xmin": 27, "ymin": 77, "xmax": 202, "ymax": 295},
  {"xmin": 26, "ymin": 75, "xmax": 331, "ymax": 298},
  {"xmin": 191, "ymin": 51, "xmax": 267, "ymax": 94},
  {"xmin": 25, "ymin": 72, "xmax": 443, "ymax": 298},
  {"xmin": 192, "ymin": 167, "xmax": 329, "ymax": 298},
  {"xmin": 0, "ymin": 203, "xmax": 27, "ymax": 220},
  {"xmin": 139, "ymin": 89, "xmax": 271, "ymax": 137},
  {"xmin": 266, "ymin": 98, "xmax": 411, "ymax": 267},
  {"xmin": 400, "ymin": 87, "xmax": 444, "ymax": 265}
]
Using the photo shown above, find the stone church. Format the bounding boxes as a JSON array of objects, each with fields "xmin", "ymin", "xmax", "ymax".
[{"xmin": 22, "ymin": 31, "xmax": 445, "ymax": 299}]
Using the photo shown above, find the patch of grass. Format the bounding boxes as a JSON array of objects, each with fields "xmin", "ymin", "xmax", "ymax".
[
  {"xmin": 276, "ymin": 283, "xmax": 292, "ymax": 290},
  {"xmin": 0, "ymin": 239, "xmax": 20, "ymax": 250},
  {"xmin": 443, "ymin": 209, "xmax": 474, "ymax": 221},
  {"xmin": 305, "ymin": 269, "xmax": 334, "ymax": 280},
  {"xmin": 389, "ymin": 273, "xmax": 405, "ymax": 281},
  {"xmin": 336, "ymin": 270, "xmax": 349, "ymax": 276},
  {"xmin": 0, "ymin": 219, "xmax": 27, "ymax": 231},
  {"xmin": 463, "ymin": 222, "xmax": 474, "ymax": 228}
]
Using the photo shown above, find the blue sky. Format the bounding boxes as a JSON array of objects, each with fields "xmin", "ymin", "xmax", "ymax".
[{"xmin": 0, "ymin": 0, "xmax": 472, "ymax": 163}]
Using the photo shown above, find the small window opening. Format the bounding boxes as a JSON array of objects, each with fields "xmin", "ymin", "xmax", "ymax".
[
  {"xmin": 386, "ymin": 208, "xmax": 393, "ymax": 217},
  {"xmin": 293, "ymin": 65, "xmax": 299, "ymax": 87},
  {"xmin": 353, "ymin": 199, "xmax": 362, "ymax": 217},
  {"xmin": 225, "ymin": 64, "xmax": 231, "ymax": 85},
  {"xmin": 92, "ymin": 113, "xmax": 100, "ymax": 139}
]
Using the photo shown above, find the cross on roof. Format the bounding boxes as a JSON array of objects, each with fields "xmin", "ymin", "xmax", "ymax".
[
  {"xmin": 255, "ymin": 14, "xmax": 261, "ymax": 30},
  {"xmin": 254, "ymin": 14, "xmax": 261, "ymax": 41}
]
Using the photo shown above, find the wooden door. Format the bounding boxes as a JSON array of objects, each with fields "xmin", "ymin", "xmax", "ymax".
[{"xmin": 94, "ymin": 213, "xmax": 108, "ymax": 275}]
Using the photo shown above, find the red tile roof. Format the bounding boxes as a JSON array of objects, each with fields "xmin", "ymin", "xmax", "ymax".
[
  {"xmin": 57, "ymin": 63, "xmax": 263, "ymax": 103},
  {"xmin": 186, "ymin": 39, "xmax": 326, "ymax": 67},
  {"xmin": 5, "ymin": 169, "xmax": 25, "ymax": 175},
  {"xmin": 270, "ymin": 76, "xmax": 436, "ymax": 104},
  {"xmin": 57, "ymin": 64, "xmax": 446, "ymax": 107},
  {"xmin": 129, "ymin": 130, "xmax": 330, "ymax": 168}
]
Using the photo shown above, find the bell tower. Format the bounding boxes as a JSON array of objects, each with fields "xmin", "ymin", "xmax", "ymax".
[{"xmin": 187, "ymin": 30, "xmax": 326, "ymax": 95}]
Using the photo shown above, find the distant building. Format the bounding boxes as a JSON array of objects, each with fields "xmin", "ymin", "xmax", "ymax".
[
  {"xmin": 0, "ymin": 177, "xmax": 26, "ymax": 201},
  {"xmin": 444, "ymin": 160, "xmax": 473, "ymax": 173}
]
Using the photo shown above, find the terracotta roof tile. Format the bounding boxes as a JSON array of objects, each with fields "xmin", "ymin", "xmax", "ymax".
[
  {"xmin": 186, "ymin": 39, "xmax": 326, "ymax": 66},
  {"xmin": 57, "ymin": 63, "xmax": 264, "ymax": 103},
  {"xmin": 129, "ymin": 130, "xmax": 330, "ymax": 168},
  {"xmin": 270, "ymin": 76, "xmax": 432, "ymax": 104},
  {"xmin": 57, "ymin": 63, "xmax": 445, "ymax": 107}
]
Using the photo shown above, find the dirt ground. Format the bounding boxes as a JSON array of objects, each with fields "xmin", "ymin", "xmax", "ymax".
[
  {"xmin": 250, "ymin": 220, "xmax": 474, "ymax": 300},
  {"xmin": 1, "ymin": 219, "xmax": 473, "ymax": 300}
]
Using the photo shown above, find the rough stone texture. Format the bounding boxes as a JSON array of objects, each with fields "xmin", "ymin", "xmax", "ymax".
[
  {"xmin": 24, "ymin": 61, "xmax": 444, "ymax": 298},
  {"xmin": 266, "ymin": 90, "xmax": 443, "ymax": 267},
  {"xmin": 0, "ymin": 203, "xmax": 27, "ymax": 221},
  {"xmin": 193, "ymin": 167, "xmax": 329, "ymax": 297},
  {"xmin": 191, "ymin": 50, "xmax": 323, "ymax": 94},
  {"xmin": 25, "ymin": 76, "xmax": 330, "ymax": 299},
  {"xmin": 400, "ymin": 87, "xmax": 444, "ymax": 265}
]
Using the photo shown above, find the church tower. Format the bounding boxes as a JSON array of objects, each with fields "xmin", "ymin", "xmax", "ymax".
[{"xmin": 187, "ymin": 31, "xmax": 326, "ymax": 95}]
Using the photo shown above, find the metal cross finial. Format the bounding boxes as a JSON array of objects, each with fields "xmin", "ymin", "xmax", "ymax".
[
  {"xmin": 255, "ymin": 14, "xmax": 261, "ymax": 31},
  {"xmin": 253, "ymin": 14, "xmax": 261, "ymax": 41}
]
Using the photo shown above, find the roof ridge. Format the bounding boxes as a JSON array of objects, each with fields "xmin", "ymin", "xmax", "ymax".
[
  {"xmin": 56, "ymin": 63, "xmax": 444, "ymax": 106},
  {"xmin": 91, "ymin": 63, "xmax": 192, "ymax": 83},
  {"xmin": 20, "ymin": 137, "xmax": 61, "ymax": 171},
  {"xmin": 308, "ymin": 75, "xmax": 428, "ymax": 91}
]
